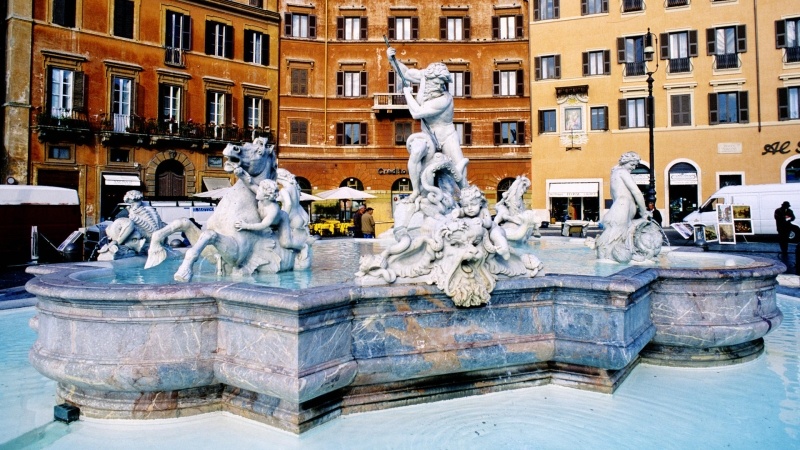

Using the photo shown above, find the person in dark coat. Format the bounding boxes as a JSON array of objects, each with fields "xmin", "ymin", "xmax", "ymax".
[
  {"xmin": 775, "ymin": 201, "xmax": 796, "ymax": 258},
  {"xmin": 352, "ymin": 204, "xmax": 366, "ymax": 238}
]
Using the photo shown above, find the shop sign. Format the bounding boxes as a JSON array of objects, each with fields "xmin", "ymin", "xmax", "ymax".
[
  {"xmin": 669, "ymin": 173, "xmax": 697, "ymax": 185},
  {"xmin": 632, "ymin": 173, "xmax": 650, "ymax": 185},
  {"xmin": 718, "ymin": 143, "xmax": 742, "ymax": 154},
  {"xmin": 377, "ymin": 168, "xmax": 408, "ymax": 175}
]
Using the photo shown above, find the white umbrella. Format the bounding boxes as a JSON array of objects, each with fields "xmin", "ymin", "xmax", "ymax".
[
  {"xmin": 193, "ymin": 187, "xmax": 231, "ymax": 199},
  {"xmin": 316, "ymin": 186, "xmax": 376, "ymax": 200},
  {"xmin": 300, "ymin": 192, "xmax": 323, "ymax": 201}
]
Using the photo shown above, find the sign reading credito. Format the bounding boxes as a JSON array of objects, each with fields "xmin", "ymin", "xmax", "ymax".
[{"xmin": 377, "ymin": 168, "xmax": 408, "ymax": 175}]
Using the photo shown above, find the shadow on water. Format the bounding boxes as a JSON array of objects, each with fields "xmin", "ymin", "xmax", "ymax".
[{"xmin": 0, "ymin": 421, "xmax": 72, "ymax": 449}]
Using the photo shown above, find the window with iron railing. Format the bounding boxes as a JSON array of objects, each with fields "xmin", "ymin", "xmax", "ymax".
[
  {"xmin": 776, "ymin": 18, "xmax": 800, "ymax": 63},
  {"xmin": 668, "ymin": 57, "xmax": 692, "ymax": 73},
  {"xmin": 625, "ymin": 61, "xmax": 646, "ymax": 76},
  {"xmin": 665, "ymin": 0, "xmax": 688, "ymax": 7},
  {"xmin": 164, "ymin": 47, "xmax": 185, "ymax": 67},
  {"xmin": 707, "ymin": 25, "xmax": 746, "ymax": 70},
  {"xmin": 622, "ymin": 0, "xmax": 644, "ymax": 13},
  {"xmin": 714, "ymin": 53, "xmax": 739, "ymax": 70}
]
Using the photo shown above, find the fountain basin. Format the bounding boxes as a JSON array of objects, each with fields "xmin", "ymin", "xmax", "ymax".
[{"xmin": 24, "ymin": 246, "xmax": 785, "ymax": 433}]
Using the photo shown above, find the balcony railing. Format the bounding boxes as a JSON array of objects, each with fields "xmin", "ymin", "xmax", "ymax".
[
  {"xmin": 164, "ymin": 47, "xmax": 185, "ymax": 67},
  {"xmin": 665, "ymin": 0, "xmax": 688, "ymax": 7},
  {"xmin": 714, "ymin": 53, "xmax": 740, "ymax": 70},
  {"xmin": 34, "ymin": 109, "xmax": 92, "ymax": 143},
  {"xmin": 668, "ymin": 57, "xmax": 692, "ymax": 74},
  {"xmin": 623, "ymin": 0, "xmax": 644, "ymax": 12},
  {"xmin": 373, "ymin": 93, "xmax": 408, "ymax": 110},
  {"xmin": 624, "ymin": 61, "xmax": 646, "ymax": 77},
  {"xmin": 785, "ymin": 47, "xmax": 800, "ymax": 63}
]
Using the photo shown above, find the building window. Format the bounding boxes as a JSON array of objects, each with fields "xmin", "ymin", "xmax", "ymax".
[
  {"xmin": 50, "ymin": 68, "xmax": 74, "ymax": 117},
  {"xmin": 448, "ymin": 71, "xmax": 470, "ymax": 97},
  {"xmin": 709, "ymin": 91, "xmax": 749, "ymax": 124},
  {"xmin": 47, "ymin": 146, "xmax": 72, "ymax": 161},
  {"xmin": 583, "ymin": 50, "xmax": 610, "ymax": 76},
  {"xmin": 206, "ymin": 91, "xmax": 230, "ymax": 138},
  {"xmin": 53, "ymin": 0, "xmax": 76, "ymax": 27},
  {"xmin": 112, "ymin": 76, "xmax": 133, "ymax": 133},
  {"xmin": 109, "ymin": 148, "xmax": 130, "ymax": 163},
  {"xmin": 290, "ymin": 120, "xmax": 308, "ymax": 144},
  {"xmin": 534, "ymin": 0, "xmax": 559, "ymax": 21},
  {"xmin": 778, "ymin": 87, "xmax": 800, "ymax": 121},
  {"xmin": 337, "ymin": 71, "xmax": 367, "ymax": 97},
  {"xmin": 538, "ymin": 110, "xmax": 557, "ymax": 133},
  {"xmin": 590, "ymin": 106, "xmax": 608, "ymax": 130},
  {"xmin": 244, "ymin": 30, "xmax": 269, "ymax": 65},
  {"xmin": 440, "ymin": 17, "xmax": 470, "ymax": 41},
  {"xmin": 618, "ymin": 98, "xmax": 648, "ymax": 129},
  {"xmin": 494, "ymin": 121, "xmax": 525, "ymax": 144},
  {"xmin": 666, "ymin": 0, "xmax": 689, "ymax": 7},
  {"xmin": 617, "ymin": 35, "xmax": 650, "ymax": 76},
  {"xmin": 395, "ymin": 121, "xmax": 412, "ymax": 145},
  {"xmin": 206, "ymin": 21, "xmax": 233, "ymax": 58},
  {"xmin": 707, "ymin": 25, "xmax": 746, "ymax": 70},
  {"xmin": 493, "ymin": 15, "xmax": 523, "ymax": 40},
  {"xmin": 622, "ymin": 0, "xmax": 643, "ymax": 13},
  {"xmin": 337, "ymin": 16, "xmax": 367, "ymax": 40},
  {"xmin": 165, "ymin": 10, "xmax": 191, "ymax": 66},
  {"xmin": 662, "ymin": 31, "xmax": 697, "ymax": 74},
  {"xmin": 158, "ymin": 84, "xmax": 181, "ymax": 130},
  {"xmin": 284, "ymin": 13, "xmax": 316, "ymax": 38},
  {"xmin": 291, "ymin": 68, "xmax": 308, "ymax": 95},
  {"xmin": 719, "ymin": 173, "xmax": 742, "ymax": 187},
  {"xmin": 671, "ymin": 94, "xmax": 692, "ymax": 126},
  {"xmin": 113, "ymin": 0, "xmax": 134, "ymax": 38},
  {"xmin": 535, "ymin": 55, "xmax": 561, "ymax": 80},
  {"xmin": 244, "ymin": 96, "xmax": 264, "ymax": 130},
  {"xmin": 776, "ymin": 18, "xmax": 800, "ymax": 63},
  {"xmin": 581, "ymin": 0, "xmax": 608, "ymax": 15},
  {"xmin": 454, "ymin": 122, "xmax": 472, "ymax": 145},
  {"xmin": 336, "ymin": 122, "xmax": 367, "ymax": 146},
  {"xmin": 388, "ymin": 17, "xmax": 418, "ymax": 40},
  {"xmin": 493, "ymin": 70, "xmax": 523, "ymax": 96},
  {"xmin": 208, "ymin": 155, "xmax": 224, "ymax": 168}
]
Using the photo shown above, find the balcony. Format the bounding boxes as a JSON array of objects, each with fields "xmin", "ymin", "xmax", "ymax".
[
  {"xmin": 622, "ymin": 0, "xmax": 644, "ymax": 12},
  {"xmin": 714, "ymin": 53, "xmax": 740, "ymax": 70},
  {"xmin": 164, "ymin": 47, "xmax": 185, "ymax": 67},
  {"xmin": 667, "ymin": 57, "xmax": 692, "ymax": 74},
  {"xmin": 34, "ymin": 108, "xmax": 92, "ymax": 144},
  {"xmin": 372, "ymin": 93, "xmax": 408, "ymax": 111},
  {"xmin": 785, "ymin": 46, "xmax": 800, "ymax": 63},
  {"xmin": 624, "ymin": 61, "xmax": 646, "ymax": 77}
]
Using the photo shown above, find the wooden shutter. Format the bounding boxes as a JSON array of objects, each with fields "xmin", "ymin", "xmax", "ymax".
[
  {"xmin": 336, "ymin": 72, "xmax": 344, "ymax": 96},
  {"xmin": 517, "ymin": 121, "xmax": 526, "ymax": 144},
  {"xmin": 688, "ymin": 30, "xmax": 698, "ymax": 57},
  {"xmin": 534, "ymin": 57, "xmax": 541, "ymax": 80},
  {"xmin": 516, "ymin": 15, "xmax": 524, "ymax": 38},
  {"xmin": 411, "ymin": 17, "xmax": 419, "ymax": 40},
  {"xmin": 284, "ymin": 13, "xmax": 293, "ymax": 36},
  {"xmin": 493, "ymin": 71, "xmax": 500, "ymax": 95},
  {"xmin": 582, "ymin": 52, "xmax": 589, "ymax": 76},
  {"xmin": 538, "ymin": 110, "xmax": 545, "ymax": 134},
  {"xmin": 225, "ymin": 24, "xmax": 233, "ymax": 58},
  {"xmin": 439, "ymin": 17, "xmax": 447, "ymax": 39},
  {"xmin": 738, "ymin": 91, "xmax": 749, "ymax": 123},
  {"xmin": 533, "ymin": 0, "xmax": 540, "ymax": 21},
  {"xmin": 244, "ymin": 29, "xmax": 254, "ymax": 62},
  {"xmin": 618, "ymin": 99, "xmax": 628, "ymax": 129},
  {"xmin": 464, "ymin": 17, "xmax": 471, "ymax": 39},
  {"xmin": 336, "ymin": 17, "xmax": 344, "ymax": 40},
  {"xmin": 264, "ymin": 99, "xmax": 271, "ymax": 129},
  {"xmin": 778, "ymin": 88, "xmax": 789, "ymax": 120},
  {"xmin": 776, "ymin": 20, "xmax": 787, "ymax": 48},
  {"xmin": 736, "ymin": 25, "xmax": 747, "ymax": 53},
  {"xmin": 708, "ymin": 93, "xmax": 718, "ymax": 125},
  {"xmin": 204, "ymin": 21, "xmax": 214, "ymax": 55},
  {"xmin": 617, "ymin": 37, "xmax": 625, "ymax": 63},
  {"xmin": 262, "ymin": 34, "xmax": 270, "ymax": 65},
  {"xmin": 336, "ymin": 123, "xmax": 344, "ymax": 145},
  {"xmin": 72, "ymin": 72, "xmax": 86, "ymax": 112},
  {"xmin": 158, "ymin": 84, "xmax": 168, "ymax": 122},
  {"xmin": 554, "ymin": 0, "xmax": 560, "ymax": 19},
  {"xmin": 464, "ymin": 123, "xmax": 472, "ymax": 145},
  {"xmin": 554, "ymin": 55, "xmax": 561, "ymax": 79},
  {"xmin": 493, "ymin": 122, "xmax": 501, "ymax": 145},
  {"xmin": 706, "ymin": 28, "xmax": 716, "ymax": 55},
  {"xmin": 601, "ymin": 0, "xmax": 608, "ymax": 12},
  {"xmin": 603, "ymin": 50, "xmax": 611, "ymax": 74},
  {"xmin": 464, "ymin": 71, "xmax": 471, "ymax": 97},
  {"xmin": 491, "ymin": 16, "xmax": 499, "ymax": 39},
  {"xmin": 387, "ymin": 17, "xmax": 395, "ymax": 40},
  {"xmin": 182, "ymin": 15, "xmax": 192, "ymax": 50},
  {"xmin": 360, "ymin": 72, "xmax": 368, "ymax": 97},
  {"xmin": 360, "ymin": 17, "xmax": 368, "ymax": 39},
  {"xmin": 388, "ymin": 72, "xmax": 396, "ymax": 92},
  {"xmin": 309, "ymin": 15, "xmax": 317, "ymax": 38},
  {"xmin": 516, "ymin": 69, "xmax": 524, "ymax": 96},
  {"xmin": 581, "ymin": 0, "xmax": 587, "ymax": 15},
  {"xmin": 225, "ymin": 93, "xmax": 232, "ymax": 126},
  {"xmin": 360, "ymin": 122, "xmax": 368, "ymax": 145},
  {"xmin": 660, "ymin": 33, "xmax": 669, "ymax": 60}
]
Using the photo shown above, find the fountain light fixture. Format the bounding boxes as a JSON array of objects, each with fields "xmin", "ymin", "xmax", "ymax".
[{"xmin": 644, "ymin": 28, "xmax": 659, "ymax": 206}]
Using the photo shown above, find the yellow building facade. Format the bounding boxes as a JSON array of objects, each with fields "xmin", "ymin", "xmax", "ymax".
[{"xmin": 528, "ymin": 0, "xmax": 800, "ymax": 224}]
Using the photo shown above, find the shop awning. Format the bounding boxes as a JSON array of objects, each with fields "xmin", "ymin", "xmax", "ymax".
[
  {"xmin": 203, "ymin": 177, "xmax": 232, "ymax": 191},
  {"xmin": 548, "ymin": 182, "xmax": 599, "ymax": 197},
  {"xmin": 102, "ymin": 174, "xmax": 141, "ymax": 186}
]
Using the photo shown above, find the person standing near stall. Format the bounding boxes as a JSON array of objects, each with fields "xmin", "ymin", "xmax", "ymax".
[
  {"xmin": 362, "ymin": 207, "xmax": 376, "ymax": 239},
  {"xmin": 352, "ymin": 204, "xmax": 366, "ymax": 238}
]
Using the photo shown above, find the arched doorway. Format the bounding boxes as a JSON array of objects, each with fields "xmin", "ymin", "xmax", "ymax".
[
  {"xmin": 497, "ymin": 177, "xmax": 515, "ymax": 204},
  {"xmin": 390, "ymin": 177, "xmax": 412, "ymax": 217},
  {"xmin": 667, "ymin": 162, "xmax": 699, "ymax": 223},
  {"xmin": 156, "ymin": 159, "xmax": 185, "ymax": 197},
  {"xmin": 631, "ymin": 163, "xmax": 651, "ymax": 196}
]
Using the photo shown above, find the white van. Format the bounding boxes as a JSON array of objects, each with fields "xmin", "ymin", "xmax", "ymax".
[{"xmin": 683, "ymin": 183, "xmax": 800, "ymax": 237}]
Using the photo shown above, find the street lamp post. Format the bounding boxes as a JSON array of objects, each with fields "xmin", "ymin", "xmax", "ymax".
[{"xmin": 644, "ymin": 29, "xmax": 658, "ymax": 207}]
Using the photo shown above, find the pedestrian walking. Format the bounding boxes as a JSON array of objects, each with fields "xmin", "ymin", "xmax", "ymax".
[{"xmin": 362, "ymin": 207, "xmax": 375, "ymax": 238}]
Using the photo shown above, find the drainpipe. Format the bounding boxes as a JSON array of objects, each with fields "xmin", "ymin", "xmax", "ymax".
[
  {"xmin": 323, "ymin": 0, "xmax": 328, "ymax": 148},
  {"xmin": 754, "ymin": 0, "xmax": 762, "ymax": 132}
]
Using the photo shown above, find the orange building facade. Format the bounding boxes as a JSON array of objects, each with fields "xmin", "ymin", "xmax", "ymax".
[
  {"xmin": 6, "ymin": 0, "xmax": 280, "ymax": 226},
  {"xmin": 276, "ymin": 0, "xmax": 533, "ymax": 228}
]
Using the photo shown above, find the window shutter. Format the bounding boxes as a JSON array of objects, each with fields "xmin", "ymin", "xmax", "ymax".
[
  {"xmin": 53, "ymin": 0, "xmax": 65, "ymax": 25},
  {"xmin": 263, "ymin": 34, "xmax": 270, "ymax": 65},
  {"xmin": 581, "ymin": 0, "xmax": 587, "ymax": 15},
  {"xmin": 336, "ymin": 123, "xmax": 344, "ymax": 146},
  {"xmin": 205, "ymin": 22, "xmax": 214, "ymax": 55},
  {"xmin": 660, "ymin": 33, "xmax": 669, "ymax": 60},
  {"xmin": 516, "ymin": 69, "xmax": 524, "ymax": 96},
  {"xmin": 388, "ymin": 17, "xmax": 395, "ymax": 40},
  {"xmin": 411, "ymin": 17, "xmax": 419, "ymax": 40},
  {"xmin": 603, "ymin": 50, "xmax": 611, "ymax": 74},
  {"xmin": 464, "ymin": 17, "xmax": 471, "ymax": 39},
  {"xmin": 617, "ymin": 37, "xmax": 625, "ymax": 63},
  {"xmin": 491, "ymin": 16, "xmax": 499, "ymax": 39},
  {"xmin": 517, "ymin": 121, "xmax": 526, "ymax": 143},
  {"xmin": 158, "ymin": 84, "xmax": 167, "ymax": 122},
  {"xmin": 360, "ymin": 72, "xmax": 367, "ymax": 96},
  {"xmin": 706, "ymin": 28, "xmax": 715, "ymax": 55},
  {"xmin": 336, "ymin": 17, "xmax": 344, "ymax": 40},
  {"xmin": 225, "ymin": 24, "xmax": 233, "ymax": 58},
  {"xmin": 582, "ymin": 52, "xmax": 589, "ymax": 76},
  {"xmin": 708, "ymin": 93, "xmax": 718, "ymax": 125},
  {"xmin": 516, "ymin": 15, "xmax": 524, "ymax": 38},
  {"xmin": 736, "ymin": 25, "xmax": 747, "ymax": 53},
  {"xmin": 65, "ymin": 0, "xmax": 76, "ymax": 27},
  {"xmin": 493, "ymin": 71, "xmax": 500, "ymax": 95},
  {"xmin": 534, "ymin": 57, "xmax": 541, "ymax": 80},
  {"xmin": 464, "ymin": 71, "xmax": 471, "ymax": 97},
  {"xmin": 618, "ymin": 99, "xmax": 628, "ymax": 129},
  {"xmin": 244, "ymin": 30, "xmax": 254, "ymax": 62},
  {"xmin": 671, "ymin": 95, "xmax": 680, "ymax": 125},
  {"xmin": 538, "ymin": 111, "xmax": 545, "ymax": 134},
  {"xmin": 493, "ymin": 122, "xmax": 501, "ymax": 145},
  {"xmin": 182, "ymin": 15, "xmax": 192, "ymax": 50},
  {"xmin": 600, "ymin": 106, "xmax": 609, "ymax": 130},
  {"xmin": 388, "ymin": 72, "xmax": 396, "ymax": 92},
  {"xmin": 72, "ymin": 72, "xmax": 86, "ymax": 112},
  {"xmin": 361, "ymin": 17, "xmax": 368, "ymax": 40},
  {"xmin": 360, "ymin": 122, "xmax": 368, "ymax": 145},
  {"xmin": 264, "ymin": 99, "xmax": 271, "ymax": 129},
  {"xmin": 336, "ymin": 72, "xmax": 344, "ymax": 97},
  {"xmin": 225, "ymin": 93, "xmax": 232, "ymax": 126},
  {"xmin": 439, "ymin": 17, "xmax": 447, "ymax": 40},
  {"xmin": 778, "ymin": 88, "xmax": 789, "ymax": 120},
  {"xmin": 689, "ymin": 30, "xmax": 698, "ymax": 57},
  {"xmin": 601, "ymin": 0, "xmax": 608, "ymax": 13},
  {"xmin": 738, "ymin": 91, "xmax": 749, "ymax": 123},
  {"xmin": 285, "ymin": 13, "xmax": 293, "ymax": 36},
  {"xmin": 776, "ymin": 20, "xmax": 787, "ymax": 49},
  {"xmin": 206, "ymin": 91, "xmax": 213, "ymax": 123},
  {"xmin": 533, "ymin": 0, "xmax": 540, "ymax": 21},
  {"xmin": 554, "ymin": 55, "xmax": 561, "ymax": 79},
  {"xmin": 554, "ymin": 0, "xmax": 560, "ymax": 19},
  {"xmin": 309, "ymin": 15, "xmax": 317, "ymax": 38},
  {"xmin": 464, "ymin": 123, "xmax": 472, "ymax": 145}
]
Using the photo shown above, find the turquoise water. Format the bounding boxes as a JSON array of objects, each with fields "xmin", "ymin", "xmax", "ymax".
[{"xmin": 1, "ymin": 295, "xmax": 798, "ymax": 449}]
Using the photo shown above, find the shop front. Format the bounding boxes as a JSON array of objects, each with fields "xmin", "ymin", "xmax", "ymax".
[{"xmin": 547, "ymin": 181, "xmax": 601, "ymax": 222}]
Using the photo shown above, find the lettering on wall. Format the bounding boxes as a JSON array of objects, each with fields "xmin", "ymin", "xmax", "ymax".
[
  {"xmin": 762, "ymin": 141, "xmax": 800, "ymax": 155},
  {"xmin": 377, "ymin": 168, "xmax": 408, "ymax": 175}
]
